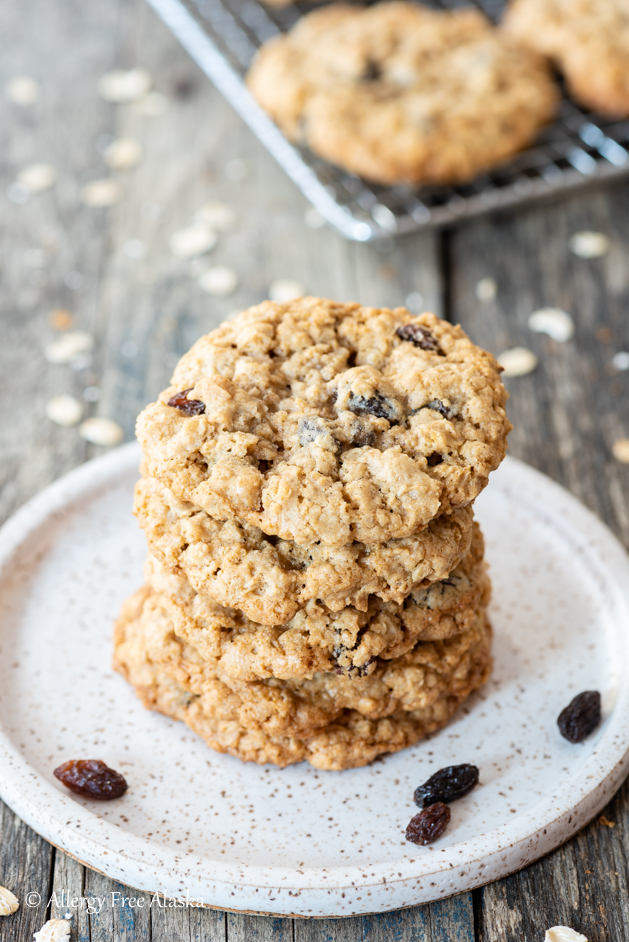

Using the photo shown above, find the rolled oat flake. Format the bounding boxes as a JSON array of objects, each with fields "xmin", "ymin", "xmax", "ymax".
[
  {"xmin": 80, "ymin": 179, "xmax": 122, "ymax": 208},
  {"xmin": 199, "ymin": 266, "xmax": 238, "ymax": 297},
  {"xmin": 17, "ymin": 163, "xmax": 56, "ymax": 193},
  {"xmin": 46, "ymin": 395, "xmax": 83, "ymax": 427},
  {"xmin": 569, "ymin": 231, "xmax": 610, "ymax": 259},
  {"xmin": 104, "ymin": 137, "xmax": 143, "ymax": 170},
  {"xmin": 45, "ymin": 331, "xmax": 93, "ymax": 364},
  {"xmin": 612, "ymin": 438, "xmax": 629, "ymax": 464},
  {"xmin": 475, "ymin": 277, "xmax": 497, "ymax": 302},
  {"xmin": 6, "ymin": 76, "xmax": 40, "ymax": 106},
  {"xmin": 98, "ymin": 68, "xmax": 151, "ymax": 103},
  {"xmin": 497, "ymin": 346, "xmax": 538, "ymax": 377},
  {"xmin": 169, "ymin": 224, "xmax": 217, "ymax": 259},
  {"xmin": 528, "ymin": 308, "xmax": 574, "ymax": 343},
  {"xmin": 195, "ymin": 201, "xmax": 237, "ymax": 232},
  {"xmin": 545, "ymin": 928, "xmax": 588, "ymax": 942},
  {"xmin": 34, "ymin": 920, "xmax": 71, "ymax": 942},
  {"xmin": 0, "ymin": 886, "xmax": 19, "ymax": 915},
  {"xmin": 269, "ymin": 278, "xmax": 305, "ymax": 303},
  {"xmin": 79, "ymin": 417, "xmax": 124, "ymax": 446}
]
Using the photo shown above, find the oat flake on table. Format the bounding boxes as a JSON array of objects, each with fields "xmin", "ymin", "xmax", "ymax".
[
  {"xmin": 169, "ymin": 224, "xmax": 217, "ymax": 259},
  {"xmin": 198, "ymin": 266, "xmax": 238, "ymax": 296},
  {"xmin": 79, "ymin": 417, "xmax": 124, "ymax": 446},
  {"xmin": 195, "ymin": 201, "xmax": 237, "ymax": 232},
  {"xmin": 33, "ymin": 919, "xmax": 71, "ymax": 942},
  {"xmin": 104, "ymin": 137, "xmax": 143, "ymax": 170},
  {"xmin": 46, "ymin": 395, "xmax": 83, "ymax": 427},
  {"xmin": 0, "ymin": 886, "xmax": 19, "ymax": 915},
  {"xmin": 545, "ymin": 927, "xmax": 588, "ymax": 942},
  {"xmin": 80, "ymin": 179, "xmax": 122, "ymax": 208},
  {"xmin": 6, "ymin": 75, "xmax": 40, "ymax": 106},
  {"xmin": 528, "ymin": 308, "xmax": 574, "ymax": 343},
  {"xmin": 475, "ymin": 277, "xmax": 497, "ymax": 302},
  {"xmin": 45, "ymin": 331, "xmax": 93, "ymax": 364},
  {"xmin": 497, "ymin": 346, "xmax": 538, "ymax": 377},
  {"xmin": 612, "ymin": 438, "xmax": 629, "ymax": 464},
  {"xmin": 98, "ymin": 68, "xmax": 151, "ymax": 103},
  {"xmin": 17, "ymin": 163, "xmax": 56, "ymax": 193},
  {"xmin": 269, "ymin": 278, "xmax": 305, "ymax": 303},
  {"xmin": 569, "ymin": 231, "xmax": 610, "ymax": 259},
  {"xmin": 405, "ymin": 291, "xmax": 424, "ymax": 312}
]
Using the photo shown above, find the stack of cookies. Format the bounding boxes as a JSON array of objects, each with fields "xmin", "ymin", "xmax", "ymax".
[{"xmin": 114, "ymin": 298, "xmax": 511, "ymax": 770}]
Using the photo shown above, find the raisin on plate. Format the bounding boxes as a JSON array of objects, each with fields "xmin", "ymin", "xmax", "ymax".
[
  {"xmin": 167, "ymin": 388, "xmax": 206, "ymax": 416},
  {"xmin": 414, "ymin": 763, "xmax": 479, "ymax": 807},
  {"xmin": 405, "ymin": 802, "xmax": 451, "ymax": 845},
  {"xmin": 54, "ymin": 759, "xmax": 128, "ymax": 800},
  {"xmin": 557, "ymin": 690, "xmax": 601, "ymax": 743}
]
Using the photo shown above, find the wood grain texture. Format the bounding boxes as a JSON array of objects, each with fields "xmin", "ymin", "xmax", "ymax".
[
  {"xmin": 450, "ymin": 186, "xmax": 629, "ymax": 942},
  {"xmin": 295, "ymin": 895, "xmax": 474, "ymax": 941},
  {"xmin": 0, "ymin": 801, "xmax": 54, "ymax": 939},
  {"xmin": 49, "ymin": 850, "xmax": 90, "ymax": 941}
]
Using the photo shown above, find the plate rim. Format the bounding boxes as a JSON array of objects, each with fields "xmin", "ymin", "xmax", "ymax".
[{"xmin": 1, "ymin": 445, "xmax": 629, "ymax": 915}]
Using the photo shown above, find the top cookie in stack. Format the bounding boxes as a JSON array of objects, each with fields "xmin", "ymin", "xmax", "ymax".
[{"xmin": 137, "ymin": 299, "xmax": 510, "ymax": 546}]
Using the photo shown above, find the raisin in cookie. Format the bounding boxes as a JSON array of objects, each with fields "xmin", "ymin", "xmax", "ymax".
[
  {"xmin": 137, "ymin": 298, "xmax": 510, "ymax": 546},
  {"xmin": 114, "ymin": 585, "xmax": 491, "ymax": 770},
  {"xmin": 145, "ymin": 522, "xmax": 489, "ymax": 680},
  {"xmin": 504, "ymin": 0, "xmax": 629, "ymax": 116},
  {"xmin": 135, "ymin": 475, "xmax": 475, "ymax": 625},
  {"xmin": 246, "ymin": 2, "xmax": 558, "ymax": 185}
]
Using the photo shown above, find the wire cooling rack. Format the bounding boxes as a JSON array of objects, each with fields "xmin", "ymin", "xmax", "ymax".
[{"xmin": 147, "ymin": 0, "xmax": 629, "ymax": 240}]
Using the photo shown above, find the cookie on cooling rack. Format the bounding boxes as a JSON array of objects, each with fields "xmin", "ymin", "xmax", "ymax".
[
  {"xmin": 246, "ymin": 2, "xmax": 558, "ymax": 185},
  {"xmin": 136, "ymin": 298, "xmax": 510, "ymax": 548},
  {"xmin": 504, "ymin": 0, "xmax": 629, "ymax": 116}
]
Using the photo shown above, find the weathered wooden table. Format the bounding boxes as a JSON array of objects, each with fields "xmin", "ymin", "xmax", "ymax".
[{"xmin": 2, "ymin": 1, "xmax": 629, "ymax": 939}]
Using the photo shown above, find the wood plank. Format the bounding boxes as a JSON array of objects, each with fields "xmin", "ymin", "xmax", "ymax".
[
  {"xmin": 49, "ymin": 850, "xmax": 90, "ymax": 942},
  {"xmin": 0, "ymin": 800, "xmax": 54, "ymax": 942},
  {"xmin": 150, "ymin": 895, "xmax": 226, "ymax": 941},
  {"xmin": 449, "ymin": 184, "xmax": 629, "ymax": 942},
  {"xmin": 189, "ymin": 906, "xmax": 228, "ymax": 941},
  {"xmin": 0, "ymin": 0, "xmax": 127, "ymax": 522},
  {"xmin": 227, "ymin": 912, "xmax": 293, "ymax": 941},
  {"xmin": 295, "ymin": 894, "xmax": 474, "ymax": 941},
  {"xmin": 85, "ymin": 870, "xmax": 151, "ymax": 942},
  {"xmin": 428, "ymin": 895, "xmax": 475, "ymax": 941}
]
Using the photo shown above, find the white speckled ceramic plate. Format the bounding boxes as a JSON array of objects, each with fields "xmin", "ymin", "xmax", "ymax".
[{"xmin": 1, "ymin": 444, "xmax": 629, "ymax": 917}]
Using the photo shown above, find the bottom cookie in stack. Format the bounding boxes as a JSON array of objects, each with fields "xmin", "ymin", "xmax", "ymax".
[{"xmin": 113, "ymin": 528, "xmax": 493, "ymax": 771}]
